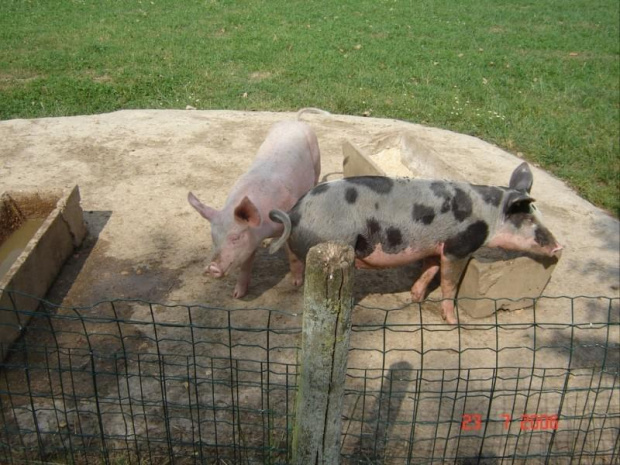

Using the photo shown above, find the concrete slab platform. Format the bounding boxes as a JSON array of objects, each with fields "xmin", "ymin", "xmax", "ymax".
[{"xmin": 0, "ymin": 110, "xmax": 616, "ymax": 321}]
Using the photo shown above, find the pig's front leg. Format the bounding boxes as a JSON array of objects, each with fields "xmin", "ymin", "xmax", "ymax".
[
  {"xmin": 438, "ymin": 255, "xmax": 468, "ymax": 325},
  {"xmin": 411, "ymin": 257, "xmax": 440, "ymax": 302},
  {"xmin": 285, "ymin": 244, "xmax": 304, "ymax": 286},
  {"xmin": 233, "ymin": 251, "xmax": 257, "ymax": 299}
]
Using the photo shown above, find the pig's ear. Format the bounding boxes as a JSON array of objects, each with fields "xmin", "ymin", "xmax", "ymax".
[
  {"xmin": 508, "ymin": 162, "xmax": 533, "ymax": 193},
  {"xmin": 504, "ymin": 191, "xmax": 536, "ymax": 215},
  {"xmin": 188, "ymin": 192, "xmax": 219, "ymax": 222},
  {"xmin": 234, "ymin": 196, "xmax": 262, "ymax": 228}
]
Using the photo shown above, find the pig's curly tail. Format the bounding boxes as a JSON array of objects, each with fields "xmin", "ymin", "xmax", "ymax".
[
  {"xmin": 296, "ymin": 107, "xmax": 330, "ymax": 120},
  {"xmin": 268, "ymin": 209, "xmax": 291, "ymax": 254}
]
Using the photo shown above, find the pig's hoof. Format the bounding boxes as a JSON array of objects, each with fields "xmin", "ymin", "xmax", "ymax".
[
  {"xmin": 411, "ymin": 287, "xmax": 426, "ymax": 302},
  {"xmin": 442, "ymin": 313, "xmax": 459, "ymax": 325},
  {"xmin": 232, "ymin": 285, "xmax": 248, "ymax": 299},
  {"xmin": 292, "ymin": 276, "xmax": 304, "ymax": 287}
]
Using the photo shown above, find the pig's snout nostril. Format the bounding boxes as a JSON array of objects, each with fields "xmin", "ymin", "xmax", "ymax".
[{"xmin": 551, "ymin": 244, "xmax": 564, "ymax": 256}]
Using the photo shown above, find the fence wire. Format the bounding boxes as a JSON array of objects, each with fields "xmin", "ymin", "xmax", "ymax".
[{"xmin": 0, "ymin": 291, "xmax": 618, "ymax": 464}]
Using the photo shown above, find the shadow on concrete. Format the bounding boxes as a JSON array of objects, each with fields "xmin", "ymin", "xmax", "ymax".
[
  {"xmin": 240, "ymin": 246, "xmax": 295, "ymax": 301},
  {"xmin": 44, "ymin": 210, "xmax": 112, "ymax": 306},
  {"xmin": 548, "ymin": 297, "xmax": 619, "ymax": 371},
  {"xmin": 248, "ymin": 246, "xmax": 439, "ymax": 304},
  {"xmin": 353, "ymin": 262, "xmax": 439, "ymax": 302},
  {"xmin": 1, "ymin": 211, "xmax": 112, "ymax": 370},
  {"xmin": 348, "ymin": 361, "xmax": 415, "ymax": 462}
]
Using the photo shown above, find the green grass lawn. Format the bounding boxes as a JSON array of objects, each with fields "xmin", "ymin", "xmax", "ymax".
[{"xmin": 1, "ymin": 0, "xmax": 618, "ymax": 215}]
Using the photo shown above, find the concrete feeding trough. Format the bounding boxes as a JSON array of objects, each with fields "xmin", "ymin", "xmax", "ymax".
[
  {"xmin": 341, "ymin": 140, "xmax": 559, "ymax": 319},
  {"xmin": 0, "ymin": 186, "xmax": 87, "ymax": 360},
  {"xmin": 459, "ymin": 248, "xmax": 560, "ymax": 318}
]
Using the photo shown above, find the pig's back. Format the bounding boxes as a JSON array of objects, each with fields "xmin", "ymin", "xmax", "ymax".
[
  {"xmin": 252, "ymin": 120, "xmax": 318, "ymax": 166},
  {"xmin": 246, "ymin": 120, "xmax": 318, "ymax": 193},
  {"xmin": 224, "ymin": 120, "xmax": 320, "ymax": 215}
]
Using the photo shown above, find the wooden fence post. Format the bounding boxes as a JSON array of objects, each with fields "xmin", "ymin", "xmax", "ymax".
[{"xmin": 292, "ymin": 242, "xmax": 355, "ymax": 465}]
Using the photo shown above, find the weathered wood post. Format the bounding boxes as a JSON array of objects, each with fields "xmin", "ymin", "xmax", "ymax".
[{"xmin": 292, "ymin": 242, "xmax": 355, "ymax": 465}]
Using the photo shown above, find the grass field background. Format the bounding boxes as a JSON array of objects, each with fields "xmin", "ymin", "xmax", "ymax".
[{"xmin": 1, "ymin": 0, "xmax": 618, "ymax": 215}]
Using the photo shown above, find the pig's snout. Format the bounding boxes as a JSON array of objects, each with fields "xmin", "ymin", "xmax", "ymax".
[
  {"xmin": 540, "ymin": 236, "xmax": 563, "ymax": 257},
  {"xmin": 550, "ymin": 243, "xmax": 563, "ymax": 256},
  {"xmin": 205, "ymin": 263, "xmax": 224, "ymax": 278},
  {"xmin": 537, "ymin": 241, "xmax": 563, "ymax": 258},
  {"xmin": 534, "ymin": 224, "xmax": 563, "ymax": 257}
]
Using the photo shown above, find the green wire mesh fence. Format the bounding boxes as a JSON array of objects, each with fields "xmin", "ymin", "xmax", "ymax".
[{"xmin": 0, "ymin": 291, "xmax": 618, "ymax": 464}]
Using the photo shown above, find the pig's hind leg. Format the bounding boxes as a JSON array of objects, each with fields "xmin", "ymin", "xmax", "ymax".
[
  {"xmin": 233, "ymin": 252, "xmax": 256, "ymax": 299},
  {"xmin": 438, "ymin": 255, "xmax": 469, "ymax": 325},
  {"xmin": 411, "ymin": 257, "xmax": 440, "ymax": 302},
  {"xmin": 285, "ymin": 244, "xmax": 305, "ymax": 286}
]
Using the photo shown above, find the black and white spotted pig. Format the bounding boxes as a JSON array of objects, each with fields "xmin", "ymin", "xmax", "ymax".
[{"xmin": 268, "ymin": 162, "xmax": 562, "ymax": 324}]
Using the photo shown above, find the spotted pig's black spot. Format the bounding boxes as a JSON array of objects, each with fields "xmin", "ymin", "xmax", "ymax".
[
  {"xmin": 431, "ymin": 182, "xmax": 452, "ymax": 213},
  {"xmin": 412, "ymin": 203, "xmax": 436, "ymax": 225},
  {"xmin": 385, "ymin": 227, "xmax": 403, "ymax": 248},
  {"xmin": 430, "ymin": 182, "xmax": 450, "ymax": 198},
  {"xmin": 451, "ymin": 187, "xmax": 473, "ymax": 222},
  {"xmin": 472, "ymin": 185, "xmax": 503, "ymax": 207},
  {"xmin": 362, "ymin": 218, "xmax": 383, "ymax": 248},
  {"xmin": 345, "ymin": 187, "xmax": 358, "ymax": 204},
  {"xmin": 375, "ymin": 202, "xmax": 379, "ymax": 210},
  {"xmin": 345, "ymin": 176, "xmax": 394, "ymax": 194},
  {"xmin": 440, "ymin": 200, "xmax": 451, "ymax": 213},
  {"xmin": 354, "ymin": 234, "xmax": 372, "ymax": 257},
  {"xmin": 444, "ymin": 221, "xmax": 489, "ymax": 259},
  {"xmin": 367, "ymin": 218, "xmax": 381, "ymax": 236},
  {"xmin": 310, "ymin": 183, "xmax": 330, "ymax": 195}
]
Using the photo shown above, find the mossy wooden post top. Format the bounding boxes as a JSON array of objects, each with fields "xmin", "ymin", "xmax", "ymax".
[
  {"xmin": 305, "ymin": 241, "xmax": 355, "ymax": 271},
  {"xmin": 304, "ymin": 242, "xmax": 355, "ymax": 317},
  {"xmin": 305, "ymin": 241, "xmax": 354, "ymax": 288}
]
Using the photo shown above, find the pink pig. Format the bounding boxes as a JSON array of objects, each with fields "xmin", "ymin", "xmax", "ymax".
[{"xmin": 188, "ymin": 117, "xmax": 321, "ymax": 298}]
